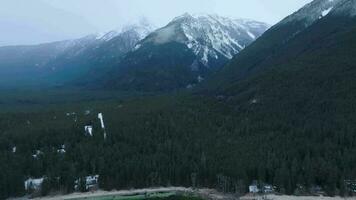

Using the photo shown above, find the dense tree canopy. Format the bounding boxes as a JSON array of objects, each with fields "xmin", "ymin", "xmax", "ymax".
[{"xmin": 1, "ymin": 92, "xmax": 356, "ymax": 199}]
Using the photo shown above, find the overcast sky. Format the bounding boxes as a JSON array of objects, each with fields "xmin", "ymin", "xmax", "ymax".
[{"xmin": 0, "ymin": 0, "xmax": 313, "ymax": 46}]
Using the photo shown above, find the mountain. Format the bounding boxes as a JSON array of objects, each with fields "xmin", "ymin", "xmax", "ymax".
[
  {"xmin": 99, "ymin": 14, "xmax": 269, "ymax": 91},
  {"xmin": 206, "ymin": 0, "xmax": 355, "ymax": 90},
  {"xmin": 182, "ymin": 0, "xmax": 356, "ymax": 194},
  {"xmin": 200, "ymin": 0, "xmax": 356, "ymax": 178},
  {"xmin": 140, "ymin": 13, "xmax": 269, "ymax": 67},
  {"xmin": 3, "ymin": 1, "xmax": 356, "ymax": 198},
  {"xmin": 0, "ymin": 21, "xmax": 156, "ymax": 88},
  {"xmin": 200, "ymin": 0, "xmax": 356, "ymax": 127}
]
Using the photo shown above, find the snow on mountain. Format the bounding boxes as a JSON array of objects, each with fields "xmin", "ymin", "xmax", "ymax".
[
  {"xmin": 0, "ymin": 19, "xmax": 157, "ymax": 77},
  {"xmin": 334, "ymin": 0, "xmax": 356, "ymax": 16},
  {"xmin": 122, "ymin": 20, "xmax": 157, "ymax": 40},
  {"xmin": 139, "ymin": 13, "xmax": 269, "ymax": 67},
  {"xmin": 278, "ymin": 0, "xmax": 356, "ymax": 28},
  {"xmin": 321, "ymin": 6, "xmax": 334, "ymax": 17},
  {"xmin": 55, "ymin": 35, "xmax": 98, "ymax": 55},
  {"xmin": 95, "ymin": 19, "xmax": 156, "ymax": 42},
  {"xmin": 45, "ymin": 20, "xmax": 156, "ymax": 62},
  {"xmin": 96, "ymin": 31, "xmax": 120, "ymax": 41},
  {"xmin": 279, "ymin": 0, "xmax": 340, "ymax": 26}
]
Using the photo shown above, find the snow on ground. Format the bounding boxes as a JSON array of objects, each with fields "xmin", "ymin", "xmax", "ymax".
[
  {"xmin": 247, "ymin": 31, "xmax": 256, "ymax": 39},
  {"xmin": 18, "ymin": 187, "xmax": 192, "ymax": 200},
  {"xmin": 10, "ymin": 187, "xmax": 356, "ymax": 200},
  {"xmin": 245, "ymin": 194, "xmax": 356, "ymax": 200}
]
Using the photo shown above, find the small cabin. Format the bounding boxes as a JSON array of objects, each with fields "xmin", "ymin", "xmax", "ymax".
[
  {"xmin": 75, "ymin": 175, "xmax": 99, "ymax": 191},
  {"xmin": 86, "ymin": 175, "xmax": 99, "ymax": 190},
  {"xmin": 249, "ymin": 184, "xmax": 259, "ymax": 193},
  {"xmin": 24, "ymin": 178, "xmax": 44, "ymax": 191},
  {"xmin": 262, "ymin": 184, "xmax": 274, "ymax": 193}
]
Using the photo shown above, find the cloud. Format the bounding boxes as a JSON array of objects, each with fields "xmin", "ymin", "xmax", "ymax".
[
  {"xmin": 0, "ymin": 0, "xmax": 313, "ymax": 46},
  {"xmin": 0, "ymin": 0, "xmax": 96, "ymax": 46}
]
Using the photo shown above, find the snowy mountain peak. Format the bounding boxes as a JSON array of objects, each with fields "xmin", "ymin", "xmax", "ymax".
[
  {"xmin": 141, "ymin": 13, "xmax": 269, "ymax": 67},
  {"xmin": 96, "ymin": 19, "xmax": 156, "ymax": 42},
  {"xmin": 121, "ymin": 23, "xmax": 156, "ymax": 40}
]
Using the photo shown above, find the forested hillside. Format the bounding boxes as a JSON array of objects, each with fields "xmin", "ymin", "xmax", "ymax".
[
  {"xmin": 2, "ymin": 0, "xmax": 356, "ymax": 199},
  {"xmin": 1, "ymin": 91, "xmax": 356, "ymax": 198}
]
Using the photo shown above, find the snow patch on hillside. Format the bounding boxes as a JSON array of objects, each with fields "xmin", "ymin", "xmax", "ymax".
[
  {"xmin": 322, "ymin": 7, "xmax": 334, "ymax": 17},
  {"xmin": 279, "ymin": 0, "xmax": 342, "ymax": 26},
  {"xmin": 277, "ymin": 0, "xmax": 356, "ymax": 28},
  {"xmin": 96, "ymin": 21, "xmax": 156, "ymax": 42}
]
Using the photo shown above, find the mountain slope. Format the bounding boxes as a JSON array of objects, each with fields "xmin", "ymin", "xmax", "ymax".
[
  {"xmin": 199, "ymin": 0, "xmax": 356, "ymax": 168},
  {"xmin": 184, "ymin": 0, "xmax": 356, "ymax": 193},
  {"xmin": 3, "ymin": 1, "xmax": 356, "ymax": 197},
  {"xmin": 206, "ymin": 0, "xmax": 354, "ymax": 90},
  {"xmin": 0, "ymin": 21, "xmax": 155, "ymax": 88},
  {"xmin": 140, "ymin": 14, "xmax": 269, "ymax": 67},
  {"xmin": 100, "ymin": 14, "xmax": 269, "ymax": 91},
  {"xmin": 47, "ymin": 22, "xmax": 156, "ymax": 86}
]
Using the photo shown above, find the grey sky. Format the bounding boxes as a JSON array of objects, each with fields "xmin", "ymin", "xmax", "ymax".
[{"xmin": 0, "ymin": 0, "xmax": 313, "ymax": 46}]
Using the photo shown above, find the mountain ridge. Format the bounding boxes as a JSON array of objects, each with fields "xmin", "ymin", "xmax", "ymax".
[
  {"xmin": 98, "ymin": 13, "xmax": 269, "ymax": 91},
  {"xmin": 202, "ymin": 0, "xmax": 356, "ymax": 93},
  {"xmin": 138, "ymin": 13, "xmax": 269, "ymax": 67},
  {"xmin": 0, "ymin": 20, "xmax": 156, "ymax": 88}
]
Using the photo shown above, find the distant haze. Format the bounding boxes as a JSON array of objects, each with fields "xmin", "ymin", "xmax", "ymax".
[{"xmin": 0, "ymin": 0, "xmax": 312, "ymax": 46}]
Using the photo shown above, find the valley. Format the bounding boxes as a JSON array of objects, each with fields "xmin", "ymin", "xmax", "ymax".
[
  {"xmin": 1, "ymin": 86, "xmax": 356, "ymax": 198},
  {"xmin": 1, "ymin": 0, "xmax": 356, "ymax": 199}
]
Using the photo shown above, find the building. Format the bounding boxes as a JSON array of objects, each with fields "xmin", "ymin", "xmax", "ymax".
[
  {"xmin": 86, "ymin": 175, "xmax": 99, "ymax": 190},
  {"xmin": 249, "ymin": 184, "xmax": 259, "ymax": 193},
  {"xmin": 24, "ymin": 178, "xmax": 44, "ymax": 191},
  {"xmin": 345, "ymin": 180, "xmax": 356, "ymax": 193},
  {"xmin": 262, "ymin": 184, "xmax": 274, "ymax": 193},
  {"xmin": 75, "ymin": 175, "xmax": 99, "ymax": 191}
]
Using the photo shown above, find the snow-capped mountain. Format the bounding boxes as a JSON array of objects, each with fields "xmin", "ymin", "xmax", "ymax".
[
  {"xmin": 0, "ymin": 20, "xmax": 156, "ymax": 87},
  {"xmin": 100, "ymin": 14, "xmax": 269, "ymax": 91},
  {"xmin": 207, "ymin": 0, "xmax": 356, "ymax": 93},
  {"xmin": 0, "ymin": 13, "xmax": 267, "ymax": 91},
  {"xmin": 55, "ymin": 20, "xmax": 156, "ymax": 61},
  {"xmin": 137, "ymin": 13, "xmax": 269, "ymax": 67}
]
